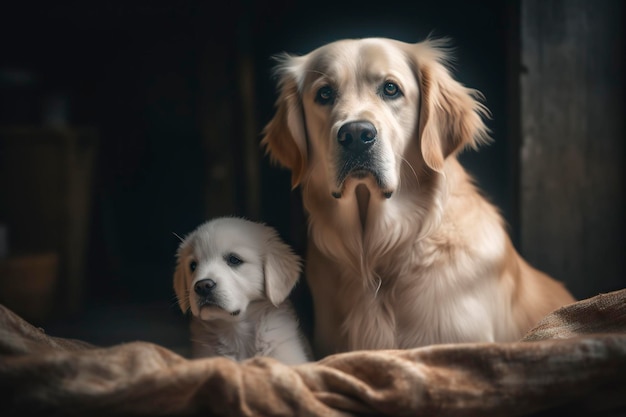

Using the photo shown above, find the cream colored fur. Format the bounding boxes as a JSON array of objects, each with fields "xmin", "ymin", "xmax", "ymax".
[
  {"xmin": 261, "ymin": 37, "xmax": 575, "ymax": 358},
  {"xmin": 173, "ymin": 217, "xmax": 311, "ymax": 364}
]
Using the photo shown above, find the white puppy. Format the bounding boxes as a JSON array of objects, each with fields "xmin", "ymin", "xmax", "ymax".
[{"xmin": 173, "ymin": 217, "xmax": 311, "ymax": 365}]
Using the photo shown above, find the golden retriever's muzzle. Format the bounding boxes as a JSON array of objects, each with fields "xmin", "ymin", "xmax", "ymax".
[{"xmin": 334, "ymin": 120, "xmax": 390, "ymax": 199}]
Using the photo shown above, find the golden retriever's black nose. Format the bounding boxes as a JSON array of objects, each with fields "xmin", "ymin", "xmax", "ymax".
[
  {"xmin": 338, "ymin": 121, "xmax": 377, "ymax": 152},
  {"xmin": 194, "ymin": 279, "xmax": 216, "ymax": 296}
]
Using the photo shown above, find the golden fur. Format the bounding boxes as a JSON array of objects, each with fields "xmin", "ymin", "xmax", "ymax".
[{"xmin": 261, "ymin": 37, "xmax": 576, "ymax": 358}]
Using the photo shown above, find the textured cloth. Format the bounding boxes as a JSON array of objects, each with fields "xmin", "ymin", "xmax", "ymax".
[{"xmin": 1, "ymin": 289, "xmax": 625, "ymax": 417}]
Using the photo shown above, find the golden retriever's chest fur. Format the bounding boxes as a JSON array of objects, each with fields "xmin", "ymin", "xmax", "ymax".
[{"xmin": 309, "ymin": 176, "xmax": 517, "ymax": 353}]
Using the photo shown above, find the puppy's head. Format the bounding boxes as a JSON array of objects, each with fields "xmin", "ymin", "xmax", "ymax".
[
  {"xmin": 173, "ymin": 217, "xmax": 302, "ymax": 321},
  {"xmin": 261, "ymin": 37, "xmax": 490, "ymax": 199}
]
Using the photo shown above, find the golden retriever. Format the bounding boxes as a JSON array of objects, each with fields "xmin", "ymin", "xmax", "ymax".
[
  {"xmin": 261, "ymin": 37, "xmax": 576, "ymax": 358},
  {"xmin": 173, "ymin": 217, "xmax": 311, "ymax": 364}
]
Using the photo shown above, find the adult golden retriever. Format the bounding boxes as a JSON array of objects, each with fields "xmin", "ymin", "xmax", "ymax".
[{"xmin": 261, "ymin": 37, "xmax": 575, "ymax": 358}]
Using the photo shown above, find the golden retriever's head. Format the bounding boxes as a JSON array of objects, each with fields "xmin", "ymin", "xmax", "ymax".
[
  {"xmin": 173, "ymin": 217, "xmax": 302, "ymax": 321},
  {"xmin": 261, "ymin": 37, "xmax": 490, "ymax": 199}
]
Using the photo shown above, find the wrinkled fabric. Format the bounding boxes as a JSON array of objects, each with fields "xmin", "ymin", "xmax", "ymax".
[{"xmin": 1, "ymin": 290, "xmax": 625, "ymax": 417}]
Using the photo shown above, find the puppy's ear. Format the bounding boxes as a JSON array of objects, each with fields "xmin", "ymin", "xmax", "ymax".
[
  {"xmin": 411, "ymin": 39, "xmax": 491, "ymax": 172},
  {"xmin": 261, "ymin": 54, "xmax": 308, "ymax": 188},
  {"xmin": 262, "ymin": 226, "xmax": 302, "ymax": 307},
  {"xmin": 173, "ymin": 248, "xmax": 190, "ymax": 313}
]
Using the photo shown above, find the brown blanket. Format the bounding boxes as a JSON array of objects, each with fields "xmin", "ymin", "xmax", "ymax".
[{"xmin": 1, "ymin": 290, "xmax": 625, "ymax": 417}]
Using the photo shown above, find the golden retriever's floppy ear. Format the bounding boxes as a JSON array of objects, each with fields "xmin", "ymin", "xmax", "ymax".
[
  {"xmin": 411, "ymin": 39, "xmax": 491, "ymax": 172},
  {"xmin": 261, "ymin": 54, "xmax": 308, "ymax": 188},
  {"xmin": 173, "ymin": 244, "xmax": 190, "ymax": 313},
  {"xmin": 262, "ymin": 225, "xmax": 302, "ymax": 306}
]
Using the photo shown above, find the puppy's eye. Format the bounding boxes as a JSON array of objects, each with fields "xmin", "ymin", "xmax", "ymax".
[
  {"xmin": 225, "ymin": 253, "xmax": 243, "ymax": 267},
  {"xmin": 189, "ymin": 260, "xmax": 197, "ymax": 272},
  {"xmin": 315, "ymin": 85, "xmax": 335, "ymax": 105},
  {"xmin": 381, "ymin": 81, "xmax": 402, "ymax": 99}
]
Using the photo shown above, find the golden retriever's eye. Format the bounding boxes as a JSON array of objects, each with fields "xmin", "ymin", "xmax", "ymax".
[
  {"xmin": 381, "ymin": 81, "xmax": 402, "ymax": 99},
  {"xmin": 189, "ymin": 260, "xmax": 197, "ymax": 272},
  {"xmin": 315, "ymin": 85, "xmax": 335, "ymax": 105},
  {"xmin": 225, "ymin": 253, "xmax": 243, "ymax": 267}
]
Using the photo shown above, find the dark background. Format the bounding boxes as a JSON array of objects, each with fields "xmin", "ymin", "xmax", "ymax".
[{"xmin": 0, "ymin": 1, "xmax": 623, "ymax": 354}]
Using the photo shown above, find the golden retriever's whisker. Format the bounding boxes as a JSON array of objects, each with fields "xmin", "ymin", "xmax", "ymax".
[
  {"xmin": 372, "ymin": 276, "xmax": 382, "ymax": 298},
  {"xmin": 398, "ymin": 154, "xmax": 419, "ymax": 190},
  {"xmin": 358, "ymin": 252, "xmax": 383, "ymax": 297}
]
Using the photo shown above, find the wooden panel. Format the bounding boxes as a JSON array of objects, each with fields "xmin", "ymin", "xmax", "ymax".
[
  {"xmin": 520, "ymin": 0, "xmax": 625, "ymax": 298},
  {"xmin": 0, "ymin": 128, "xmax": 98, "ymax": 316}
]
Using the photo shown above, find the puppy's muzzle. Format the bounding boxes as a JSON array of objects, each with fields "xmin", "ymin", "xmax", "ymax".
[
  {"xmin": 194, "ymin": 279, "xmax": 217, "ymax": 297},
  {"xmin": 193, "ymin": 279, "xmax": 240, "ymax": 316}
]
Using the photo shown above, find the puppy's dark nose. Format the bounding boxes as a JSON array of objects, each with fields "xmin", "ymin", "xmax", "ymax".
[
  {"xmin": 194, "ymin": 279, "xmax": 216, "ymax": 297},
  {"xmin": 337, "ymin": 121, "xmax": 377, "ymax": 153}
]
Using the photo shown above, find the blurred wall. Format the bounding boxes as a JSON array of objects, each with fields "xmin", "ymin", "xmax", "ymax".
[{"xmin": 520, "ymin": 0, "xmax": 625, "ymax": 298}]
